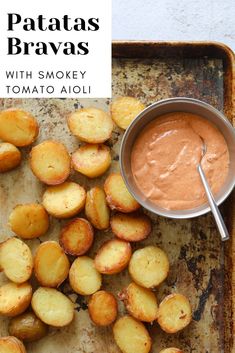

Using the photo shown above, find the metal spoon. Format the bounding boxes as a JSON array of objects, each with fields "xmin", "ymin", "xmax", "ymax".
[{"xmin": 198, "ymin": 138, "xmax": 229, "ymax": 241}]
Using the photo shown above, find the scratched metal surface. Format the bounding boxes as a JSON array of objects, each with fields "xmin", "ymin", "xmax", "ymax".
[{"xmin": 0, "ymin": 56, "xmax": 232, "ymax": 353}]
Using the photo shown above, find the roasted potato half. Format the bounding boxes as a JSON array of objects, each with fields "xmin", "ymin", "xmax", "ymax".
[
  {"xmin": 59, "ymin": 218, "xmax": 94, "ymax": 256},
  {"xmin": 0, "ymin": 237, "xmax": 33, "ymax": 283},
  {"xmin": 85, "ymin": 187, "xmax": 110, "ymax": 229},
  {"xmin": 88, "ymin": 290, "xmax": 117, "ymax": 326},
  {"xmin": 104, "ymin": 173, "xmax": 140, "ymax": 213},
  {"xmin": 0, "ymin": 282, "xmax": 32, "ymax": 316},
  {"xmin": 31, "ymin": 287, "xmax": 74, "ymax": 327},
  {"xmin": 119, "ymin": 282, "xmax": 158, "ymax": 322},
  {"xmin": 0, "ymin": 336, "xmax": 26, "ymax": 353},
  {"xmin": 69, "ymin": 256, "xmax": 102, "ymax": 295},
  {"xmin": 72, "ymin": 144, "xmax": 111, "ymax": 178},
  {"xmin": 113, "ymin": 315, "xmax": 151, "ymax": 353},
  {"xmin": 111, "ymin": 97, "xmax": 145, "ymax": 130},
  {"xmin": 94, "ymin": 239, "xmax": 132, "ymax": 275},
  {"xmin": 34, "ymin": 241, "xmax": 70, "ymax": 287},
  {"xmin": 157, "ymin": 293, "xmax": 192, "ymax": 333},
  {"xmin": 42, "ymin": 182, "xmax": 86, "ymax": 218},
  {"xmin": 159, "ymin": 349, "xmax": 183, "ymax": 353},
  {"xmin": 30, "ymin": 140, "xmax": 70, "ymax": 185},
  {"xmin": 9, "ymin": 203, "xmax": 49, "ymax": 239},
  {"xmin": 0, "ymin": 109, "xmax": 39, "ymax": 147},
  {"xmin": 67, "ymin": 108, "xmax": 113, "ymax": 143},
  {"xmin": 110, "ymin": 213, "xmax": 151, "ymax": 242},
  {"xmin": 0, "ymin": 143, "xmax": 22, "ymax": 173},
  {"xmin": 129, "ymin": 246, "xmax": 169, "ymax": 289},
  {"xmin": 8, "ymin": 312, "xmax": 48, "ymax": 342}
]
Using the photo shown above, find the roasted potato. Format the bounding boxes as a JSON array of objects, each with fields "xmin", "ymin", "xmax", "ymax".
[
  {"xmin": 42, "ymin": 182, "xmax": 86, "ymax": 218},
  {"xmin": 85, "ymin": 187, "xmax": 110, "ymax": 229},
  {"xmin": 88, "ymin": 290, "xmax": 117, "ymax": 326},
  {"xmin": 0, "ymin": 143, "xmax": 21, "ymax": 173},
  {"xmin": 111, "ymin": 97, "xmax": 145, "ymax": 130},
  {"xmin": 9, "ymin": 204, "xmax": 49, "ymax": 239},
  {"xmin": 119, "ymin": 282, "xmax": 158, "ymax": 322},
  {"xmin": 110, "ymin": 213, "xmax": 151, "ymax": 242},
  {"xmin": 94, "ymin": 239, "xmax": 132, "ymax": 275},
  {"xmin": 0, "ymin": 109, "xmax": 39, "ymax": 147},
  {"xmin": 113, "ymin": 315, "xmax": 151, "ymax": 353},
  {"xmin": 31, "ymin": 287, "xmax": 74, "ymax": 327},
  {"xmin": 67, "ymin": 108, "xmax": 113, "ymax": 143},
  {"xmin": 104, "ymin": 173, "xmax": 140, "ymax": 213},
  {"xmin": 30, "ymin": 140, "xmax": 70, "ymax": 185},
  {"xmin": 157, "ymin": 293, "xmax": 192, "ymax": 333},
  {"xmin": 0, "ymin": 237, "xmax": 33, "ymax": 283},
  {"xmin": 0, "ymin": 282, "xmax": 32, "ymax": 316},
  {"xmin": 69, "ymin": 256, "xmax": 102, "ymax": 295},
  {"xmin": 129, "ymin": 246, "xmax": 169, "ymax": 288},
  {"xmin": 159, "ymin": 349, "xmax": 183, "ymax": 353},
  {"xmin": 59, "ymin": 218, "xmax": 94, "ymax": 256},
  {"xmin": 0, "ymin": 336, "xmax": 26, "ymax": 353},
  {"xmin": 72, "ymin": 143, "xmax": 111, "ymax": 178},
  {"xmin": 8, "ymin": 312, "xmax": 48, "ymax": 342},
  {"xmin": 34, "ymin": 241, "xmax": 70, "ymax": 287}
]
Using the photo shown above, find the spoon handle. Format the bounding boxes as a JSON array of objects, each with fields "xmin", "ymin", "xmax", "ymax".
[{"xmin": 197, "ymin": 164, "xmax": 229, "ymax": 241}]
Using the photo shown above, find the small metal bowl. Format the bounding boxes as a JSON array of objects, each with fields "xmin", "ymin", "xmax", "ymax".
[{"xmin": 120, "ymin": 97, "xmax": 235, "ymax": 219}]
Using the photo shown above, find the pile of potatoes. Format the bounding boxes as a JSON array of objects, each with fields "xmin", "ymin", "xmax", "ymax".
[{"xmin": 0, "ymin": 99, "xmax": 191, "ymax": 353}]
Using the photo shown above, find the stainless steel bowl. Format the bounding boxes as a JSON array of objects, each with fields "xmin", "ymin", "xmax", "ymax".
[{"xmin": 120, "ymin": 97, "xmax": 235, "ymax": 219}]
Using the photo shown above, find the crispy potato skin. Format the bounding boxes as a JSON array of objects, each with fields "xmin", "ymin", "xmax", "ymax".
[
  {"xmin": 9, "ymin": 204, "xmax": 49, "ymax": 239},
  {"xmin": 104, "ymin": 173, "xmax": 140, "ymax": 213},
  {"xmin": 159, "ymin": 349, "xmax": 183, "ymax": 353},
  {"xmin": 72, "ymin": 144, "xmax": 111, "ymax": 178},
  {"xmin": 8, "ymin": 312, "xmax": 48, "ymax": 342},
  {"xmin": 0, "ymin": 109, "xmax": 39, "ymax": 147},
  {"xmin": 94, "ymin": 239, "xmax": 132, "ymax": 275},
  {"xmin": 157, "ymin": 293, "xmax": 192, "ymax": 333},
  {"xmin": 88, "ymin": 290, "xmax": 117, "ymax": 326},
  {"xmin": 85, "ymin": 187, "xmax": 110, "ymax": 229},
  {"xmin": 0, "ymin": 282, "xmax": 32, "ymax": 317},
  {"xmin": 34, "ymin": 241, "xmax": 70, "ymax": 287},
  {"xmin": 59, "ymin": 218, "xmax": 94, "ymax": 256},
  {"xmin": 111, "ymin": 97, "xmax": 145, "ymax": 130},
  {"xmin": 30, "ymin": 140, "xmax": 70, "ymax": 185},
  {"xmin": 0, "ymin": 143, "xmax": 21, "ymax": 173},
  {"xmin": 67, "ymin": 108, "xmax": 113, "ymax": 143},
  {"xmin": 110, "ymin": 213, "xmax": 151, "ymax": 242},
  {"xmin": 0, "ymin": 336, "xmax": 26, "ymax": 353},
  {"xmin": 113, "ymin": 315, "xmax": 151, "ymax": 353}
]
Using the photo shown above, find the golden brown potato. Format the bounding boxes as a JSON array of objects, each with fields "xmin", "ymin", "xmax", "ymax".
[
  {"xmin": 85, "ymin": 187, "xmax": 110, "ymax": 229},
  {"xmin": 9, "ymin": 204, "xmax": 49, "ymax": 239},
  {"xmin": 31, "ymin": 287, "xmax": 74, "ymax": 327},
  {"xmin": 69, "ymin": 256, "xmax": 102, "ymax": 295},
  {"xmin": 59, "ymin": 218, "xmax": 94, "ymax": 256},
  {"xmin": 157, "ymin": 293, "xmax": 192, "ymax": 333},
  {"xmin": 0, "ymin": 109, "xmax": 39, "ymax": 147},
  {"xmin": 104, "ymin": 173, "xmax": 140, "ymax": 213},
  {"xmin": 0, "ymin": 336, "xmax": 26, "ymax": 353},
  {"xmin": 119, "ymin": 282, "xmax": 158, "ymax": 322},
  {"xmin": 8, "ymin": 312, "xmax": 48, "ymax": 342},
  {"xmin": 0, "ymin": 282, "xmax": 32, "ymax": 316},
  {"xmin": 30, "ymin": 140, "xmax": 70, "ymax": 185},
  {"xmin": 0, "ymin": 237, "xmax": 33, "ymax": 283},
  {"xmin": 72, "ymin": 143, "xmax": 111, "ymax": 178},
  {"xmin": 111, "ymin": 97, "xmax": 145, "ymax": 130},
  {"xmin": 159, "ymin": 349, "xmax": 183, "ymax": 353},
  {"xmin": 42, "ymin": 182, "xmax": 86, "ymax": 218},
  {"xmin": 113, "ymin": 315, "xmax": 151, "ymax": 353},
  {"xmin": 0, "ymin": 143, "xmax": 22, "ymax": 173},
  {"xmin": 110, "ymin": 213, "xmax": 151, "ymax": 242},
  {"xmin": 95, "ymin": 239, "xmax": 132, "ymax": 275},
  {"xmin": 34, "ymin": 241, "xmax": 70, "ymax": 287},
  {"xmin": 68, "ymin": 108, "xmax": 113, "ymax": 144},
  {"xmin": 88, "ymin": 290, "xmax": 117, "ymax": 326},
  {"xmin": 129, "ymin": 246, "xmax": 169, "ymax": 289}
]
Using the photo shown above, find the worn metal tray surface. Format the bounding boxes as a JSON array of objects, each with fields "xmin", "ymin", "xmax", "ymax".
[{"xmin": 0, "ymin": 42, "xmax": 234, "ymax": 353}]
